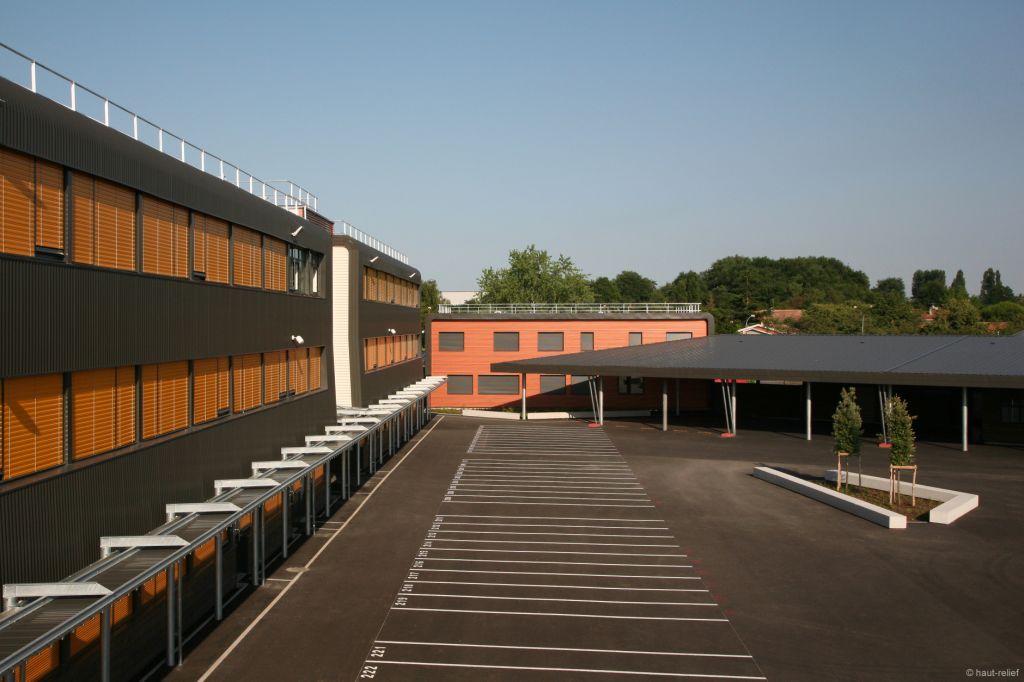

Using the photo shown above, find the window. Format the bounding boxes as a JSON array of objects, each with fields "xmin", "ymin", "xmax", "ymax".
[
  {"xmin": 2, "ymin": 374, "xmax": 64, "ymax": 480},
  {"xmin": 0, "ymin": 147, "xmax": 34, "ymax": 257},
  {"xmin": 540, "ymin": 375, "xmax": 567, "ymax": 395},
  {"xmin": 34, "ymin": 160, "xmax": 64, "ymax": 254},
  {"xmin": 309, "ymin": 347, "xmax": 322, "ymax": 390},
  {"xmin": 263, "ymin": 235, "xmax": 288, "ymax": 292},
  {"xmin": 580, "ymin": 332, "xmax": 594, "ymax": 351},
  {"xmin": 141, "ymin": 361, "xmax": 188, "ymax": 439},
  {"xmin": 447, "ymin": 375, "xmax": 473, "ymax": 395},
  {"xmin": 263, "ymin": 350, "xmax": 287, "ymax": 403},
  {"xmin": 288, "ymin": 348, "xmax": 309, "ymax": 395},
  {"xmin": 72, "ymin": 173, "xmax": 136, "ymax": 271},
  {"xmin": 667, "ymin": 331, "xmax": 693, "ymax": 341},
  {"xmin": 538, "ymin": 332, "xmax": 564, "ymax": 352},
  {"xmin": 619, "ymin": 376, "xmax": 644, "ymax": 394},
  {"xmin": 141, "ymin": 196, "xmax": 188, "ymax": 278},
  {"xmin": 288, "ymin": 246, "xmax": 322, "ymax": 295},
  {"xmin": 362, "ymin": 265, "xmax": 419, "ymax": 307},
  {"xmin": 1002, "ymin": 399, "xmax": 1023, "ymax": 424},
  {"xmin": 439, "ymin": 332, "xmax": 465, "ymax": 352},
  {"xmin": 193, "ymin": 357, "xmax": 230, "ymax": 424},
  {"xmin": 365, "ymin": 335, "xmax": 420, "ymax": 372},
  {"xmin": 233, "ymin": 226, "xmax": 262, "ymax": 288},
  {"xmin": 494, "ymin": 332, "xmax": 520, "ymax": 352},
  {"xmin": 629, "ymin": 332, "xmax": 643, "ymax": 346},
  {"xmin": 71, "ymin": 367, "xmax": 136, "ymax": 460},
  {"xmin": 570, "ymin": 375, "xmax": 591, "ymax": 396},
  {"xmin": 193, "ymin": 213, "xmax": 229, "ymax": 283},
  {"xmin": 232, "ymin": 354, "xmax": 262, "ymax": 413},
  {"xmin": 478, "ymin": 375, "xmax": 520, "ymax": 395}
]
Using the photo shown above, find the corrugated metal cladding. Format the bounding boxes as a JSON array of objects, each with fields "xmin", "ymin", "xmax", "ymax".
[
  {"xmin": 0, "ymin": 77, "xmax": 329, "ymax": 254},
  {"xmin": 0, "ymin": 257, "xmax": 330, "ymax": 377},
  {"xmin": 0, "ymin": 392, "xmax": 333, "ymax": 588}
]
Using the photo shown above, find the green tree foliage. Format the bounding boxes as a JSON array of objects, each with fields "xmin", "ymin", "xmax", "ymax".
[
  {"xmin": 923, "ymin": 298, "xmax": 983, "ymax": 335},
  {"xmin": 979, "ymin": 268, "xmax": 1015, "ymax": 305},
  {"xmin": 884, "ymin": 396, "xmax": 916, "ymax": 466},
  {"xmin": 872, "ymin": 277, "xmax": 906, "ymax": 301},
  {"xmin": 832, "ymin": 388, "xmax": 862, "ymax": 455},
  {"xmin": 660, "ymin": 271, "xmax": 709, "ymax": 304},
  {"xmin": 477, "ymin": 245, "xmax": 594, "ymax": 304},
  {"xmin": 980, "ymin": 301, "xmax": 1024, "ymax": 334},
  {"xmin": 911, "ymin": 270, "xmax": 947, "ymax": 307},
  {"xmin": 419, "ymin": 279, "xmax": 447, "ymax": 330},
  {"xmin": 591, "ymin": 276, "xmax": 621, "ymax": 303},
  {"xmin": 947, "ymin": 270, "xmax": 969, "ymax": 300},
  {"xmin": 612, "ymin": 271, "xmax": 661, "ymax": 302},
  {"xmin": 796, "ymin": 303, "xmax": 868, "ymax": 335}
]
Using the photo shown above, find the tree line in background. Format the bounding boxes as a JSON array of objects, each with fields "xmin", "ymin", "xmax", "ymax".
[{"xmin": 456, "ymin": 245, "xmax": 1023, "ymax": 335}]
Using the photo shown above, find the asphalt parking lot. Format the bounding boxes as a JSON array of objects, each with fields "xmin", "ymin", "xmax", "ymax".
[{"xmin": 167, "ymin": 416, "xmax": 1024, "ymax": 681}]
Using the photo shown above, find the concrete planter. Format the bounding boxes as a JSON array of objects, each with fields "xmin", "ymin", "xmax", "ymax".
[
  {"xmin": 824, "ymin": 469, "xmax": 978, "ymax": 525},
  {"xmin": 753, "ymin": 466, "xmax": 907, "ymax": 529}
]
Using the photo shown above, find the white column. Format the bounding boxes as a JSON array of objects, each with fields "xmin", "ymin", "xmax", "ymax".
[
  {"xmin": 806, "ymin": 382, "xmax": 812, "ymax": 441},
  {"xmin": 598, "ymin": 378, "xmax": 604, "ymax": 425},
  {"xmin": 521, "ymin": 374, "xmax": 527, "ymax": 420},
  {"xmin": 730, "ymin": 382, "xmax": 738, "ymax": 434},
  {"xmin": 962, "ymin": 387, "xmax": 968, "ymax": 453},
  {"xmin": 662, "ymin": 380, "xmax": 668, "ymax": 432}
]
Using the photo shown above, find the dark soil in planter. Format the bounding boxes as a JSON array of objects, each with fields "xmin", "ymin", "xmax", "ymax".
[{"xmin": 810, "ymin": 478, "xmax": 941, "ymax": 521}]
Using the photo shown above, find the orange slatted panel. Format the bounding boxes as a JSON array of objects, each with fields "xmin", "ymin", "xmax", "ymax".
[
  {"xmin": 71, "ymin": 173, "xmax": 95, "ymax": 264},
  {"xmin": 194, "ymin": 538, "xmax": 216, "ymax": 564},
  {"xmin": 72, "ymin": 368, "xmax": 116, "ymax": 461},
  {"xmin": 232, "ymin": 354, "xmax": 261, "ymax": 412},
  {"xmin": 140, "ymin": 571, "xmax": 167, "ymax": 605},
  {"xmin": 263, "ymin": 351, "xmax": 283, "ymax": 403},
  {"xmin": 95, "ymin": 179, "xmax": 135, "ymax": 271},
  {"xmin": 3, "ymin": 374, "xmax": 63, "ymax": 480},
  {"xmin": 264, "ymin": 236, "xmax": 287, "ymax": 291},
  {"xmin": 141, "ymin": 364, "xmax": 159, "ymax": 439},
  {"xmin": 23, "ymin": 642, "xmax": 59, "ymax": 682},
  {"xmin": 0, "ymin": 147, "xmax": 34, "ymax": 256},
  {"xmin": 309, "ymin": 347, "xmax": 321, "ymax": 390},
  {"xmin": 172, "ymin": 205, "xmax": 188, "ymax": 277},
  {"xmin": 141, "ymin": 196, "xmax": 174, "ymax": 276},
  {"xmin": 115, "ymin": 366, "xmax": 136, "ymax": 448},
  {"xmin": 193, "ymin": 358, "xmax": 218, "ymax": 424},
  {"xmin": 206, "ymin": 216, "xmax": 230, "ymax": 284},
  {"xmin": 112, "ymin": 593, "xmax": 133, "ymax": 625},
  {"xmin": 193, "ymin": 212, "xmax": 207, "ymax": 275},
  {"xmin": 216, "ymin": 357, "xmax": 230, "ymax": 413},
  {"xmin": 264, "ymin": 492, "xmax": 282, "ymax": 514},
  {"xmin": 71, "ymin": 613, "xmax": 100, "ymax": 655},
  {"xmin": 232, "ymin": 226, "xmax": 261, "ymax": 288},
  {"xmin": 161, "ymin": 361, "xmax": 188, "ymax": 435},
  {"xmin": 34, "ymin": 160, "xmax": 64, "ymax": 251},
  {"xmin": 376, "ymin": 337, "xmax": 386, "ymax": 369}
]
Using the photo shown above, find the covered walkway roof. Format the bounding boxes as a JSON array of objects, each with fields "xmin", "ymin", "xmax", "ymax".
[{"xmin": 492, "ymin": 333, "xmax": 1024, "ymax": 389}]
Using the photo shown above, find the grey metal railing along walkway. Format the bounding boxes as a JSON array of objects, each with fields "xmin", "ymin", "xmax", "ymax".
[
  {"xmin": 437, "ymin": 302, "xmax": 703, "ymax": 314},
  {"xmin": 333, "ymin": 221, "xmax": 409, "ymax": 265},
  {"xmin": 0, "ymin": 377, "xmax": 446, "ymax": 682}
]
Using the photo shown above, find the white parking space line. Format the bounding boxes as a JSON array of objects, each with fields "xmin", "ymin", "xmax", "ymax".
[
  {"xmin": 386, "ymin": 607, "xmax": 728, "ymax": 622},
  {"xmin": 437, "ymin": 522, "xmax": 669, "ymax": 529},
  {"xmin": 375, "ymin": 640, "xmax": 752, "ymax": 659},
  {"xmin": 418, "ymin": 556, "xmax": 692, "ymax": 566},
  {"xmin": 401, "ymin": 593, "xmax": 717, "ymax": 607},
  {"xmin": 442, "ymin": 501, "xmax": 656, "ymax": 507},
  {"xmin": 436, "ymin": 515, "xmax": 667, "ymax": 522},
  {"xmin": 366, "ymin": 660, "xmax": 764, "ymax": 679},
  {"xmin": 411, "ymin": 568, "xmax": 700, "ymax": 579},
  {"xmin": 408, "ymin": 580, "xmax": 708, "ymax": 592},
  {"xmin": 433, "ymin": 531, "xmax": 675, "ymax": 538},
  {"xmin": 427, "ymin": 539, "xmax": 678, "ymax": 547}
]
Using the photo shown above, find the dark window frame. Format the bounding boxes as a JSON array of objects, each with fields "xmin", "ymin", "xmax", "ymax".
[
  {"xmin": 493, "ymin": 332, "xmax": 520, "ymax": 352},
  {"xmin": 537, "ymin": 332, "xmax": 564, "ymax": 352},
  {"xmin": 438, "ymin": 332, "xmax": 465, "ymax": 352}
]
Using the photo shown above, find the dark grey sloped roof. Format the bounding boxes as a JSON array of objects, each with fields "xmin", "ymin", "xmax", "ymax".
[{"xmin": 491, "ymin": 334, "xmax": 1024, "ymax": 389}]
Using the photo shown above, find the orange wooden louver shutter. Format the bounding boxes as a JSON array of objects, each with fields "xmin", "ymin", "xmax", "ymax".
[
  {"xmin": 2, "ymin": 374, "xmax": 64, "ymax": 480},
  {"xmin": 23, "ymin": 641, "xmax": 59, "ymax": 681},
  {"xmin": 217, "ymin": 357, "xmax": 230, "ymax": 413},
  {"xmin": 232, "ymin": 354, "xmax": 261, "ymax": 412},
  {"xmin": 115, "ymin": 366, "xmax": 135, "ymax": 447},
  {"xmin": 142, "ymin": 362, "xmax": 187, "ymax": 438},
  {"xmin": 142, "ymin": 196, "xmax": 186, "ymax": 277},
  {"xmin": 141, "ymin": 364, "xmax": 159, "ymax": 439},
  {"xmin": 72, "ymin": 368, "xmax": 116, "ymax": 461},
  {"xmin": 71, "ymin": 172, "xmax": 96, "ymax": 264},
  {"xmin": 193, "ymin": 358, "xmax": 218, "ymax": 424},
  {"xmin": 263, "ymin": 351, "xmax": 284, "ymax": 403},
  {"xmin": 206, "ymin": 216, "xmax": 230, "ymax": 284},
  {"xmin": 193, "ymin": 212, "xmax": 207, "ymax": 275},
  {"xmin": 264, "ymin": 236, "xmax": 287, "ymax": 291},
  {"xmin": 34, "ymin": 160, "xmax": 64, "ymax": 251},
  {"xmin": 95, "ymin": 179, "xmax": 136, "ymax": 271},
  {"xmin": 309, "ymin": 347, "xmax": 321, "ymax": 390},
  {"xmin": 232, "ymin": 226, "xmax": 261, "ymax": 288},
  {"xmin": 0, "ymin": 147, "xmax": 34, "ymax": 256}
]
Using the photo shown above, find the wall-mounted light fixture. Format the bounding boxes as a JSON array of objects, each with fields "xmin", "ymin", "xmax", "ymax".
[
  {"xmin": 369, "ymin": 255, "xmax": 379, "ymax": 263},
  {"xmin": 291, "ymin": 334, "xmax": 304, "ymax": 345},
  {"xmin": 387, "ymin": 328, "xmax": 397, "ymax": 335},
  {"xmin": 290, "ymin": 225, "xmax": 304, "ymax": 237}
]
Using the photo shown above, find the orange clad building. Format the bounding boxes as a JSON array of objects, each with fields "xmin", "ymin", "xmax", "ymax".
[{"xmin": 428, "ymin": 303, "xmax": 714, "ymax": 412}]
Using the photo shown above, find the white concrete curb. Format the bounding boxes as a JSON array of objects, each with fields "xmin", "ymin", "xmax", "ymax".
[
  {"xmin": 460, "ymin": 409, "xmax": 652, "ymax": 421},
  {"xmin": 753, "ymin": 466, "xmax": 907, "ymax": 529},
  {"xmin": 824, "ymin": 470, "xmax": 978, "ymax": 525}
]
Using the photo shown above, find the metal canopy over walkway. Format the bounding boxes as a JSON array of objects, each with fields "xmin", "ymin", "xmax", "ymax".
[{"xmin": 0, "ymin": 377, "xmax": 446, "ymax": 682}]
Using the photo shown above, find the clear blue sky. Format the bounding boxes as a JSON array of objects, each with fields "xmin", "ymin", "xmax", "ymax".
[{"xmin": 5, "ymin": 1, "xmax": 1022, "ymax": 293}]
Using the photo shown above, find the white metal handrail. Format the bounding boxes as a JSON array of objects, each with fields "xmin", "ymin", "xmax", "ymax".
[
  {"xmin": 437, "ymin": 302, "xmax": 703, "ymax": 314},
  {"xmin": 334, "ymin": 221, "xmax": 409, "ymax": 265},
  {"xmin": 0, "ymin": 42, "xmax": 319, "ymax": 215}
]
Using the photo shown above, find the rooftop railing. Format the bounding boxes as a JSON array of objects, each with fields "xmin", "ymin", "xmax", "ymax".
[
  {"xmin": 334, "ymin": 221, "xmax": 409, "ymax": 265},
  {"xmin": 0, "ymin": 42, "xmax": 319, "ymax": 214},
  {"xmin": 437, "ymin": 302, "xmax": 703, "ymax": 314}
]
